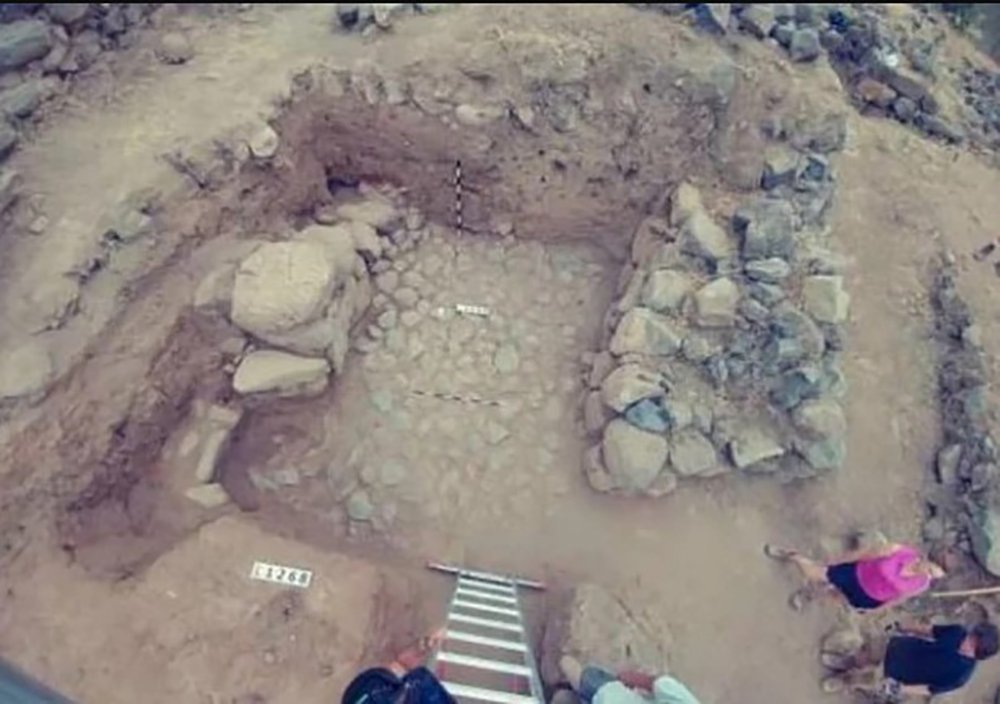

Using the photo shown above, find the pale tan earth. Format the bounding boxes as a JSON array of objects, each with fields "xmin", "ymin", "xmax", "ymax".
[{"xmin": 1, "ymin": 4, "xmax": 1000, "ymax": 704}]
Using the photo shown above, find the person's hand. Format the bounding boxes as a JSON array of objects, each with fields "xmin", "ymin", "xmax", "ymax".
[
  {"xmin": 391, "ymin": 627, "xmax": 445, "ymax": 674},
  {"xmin": 618, "ymin": 670, "xmax": 655, "ymax": 692}
]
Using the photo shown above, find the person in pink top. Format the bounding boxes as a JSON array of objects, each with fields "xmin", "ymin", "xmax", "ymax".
[{"xmin": 763, "ymin": 540, "xmax": 945, "ymax": 612}]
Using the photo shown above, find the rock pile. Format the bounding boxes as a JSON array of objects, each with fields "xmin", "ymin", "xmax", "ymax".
[
  {"xmin": 927, "ymin": 264, "xmax": 1000, "ymax": 578},
  {"xmin": 582, "ymin": 138, "xmax": 849, "ymax": 495},
  {"xmin": 194, "ymin": 187, "xmax": 429, "ymax": 401},
  {"xmin": 638, "ymin": 5, "xmax": 986, "ymax": 149},
  {"xmin": 0, "ymin": 4, "xmax": 161, "ymax": 172}
]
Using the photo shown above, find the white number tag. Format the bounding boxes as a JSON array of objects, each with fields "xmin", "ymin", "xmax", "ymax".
[{"xmin": 250, "ymin": 560, "xmax": 313, "ymax": 588}]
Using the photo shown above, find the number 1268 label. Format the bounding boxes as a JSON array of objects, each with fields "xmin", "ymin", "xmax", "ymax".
[{"xmin": 250, "ymin": 560, "xmax": 313, "ymax": 588}]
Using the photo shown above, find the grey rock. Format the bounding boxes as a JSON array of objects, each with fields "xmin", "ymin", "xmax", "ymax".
[
  {"xmin": 610, "ymin": 307, "xmax": 683, "ymax": 356},
  {"xmin": 631, "ymin": 216, "xmax": 671, "ymax": 268},
  {"xmin": 583, "ymin": 444, "xmax": 615, "ymax": 493},
  {"xmin": 394, "ymin": 287, "xmax": 419, "ymax": 309},
  {"xmin": 102, "ymin": 207, "xmax": 153, "ymax": 244},
  {"xmin": 375, "ymin": 270, "xmax": 400, "ymax": 294},
  {"xmin": 0, "ymin": 121, "xmax": 16, "ymax": 161},
  {"xmin": 682, "ymin": 335, "xmax": 716, "ymax": 363},
  {"xmin": 739, "ymin": 298, "xmax": 770, "ymax": 324},
  {"xmin": 370, "ymin": 389, "xmax": 394, "ymax": 413},
  {"xmin": 377, "ymin": 308, "xmax": 398, "ymax": 331},
  {"xmin": 936, "ymin": 444, "xmax": 962, "ymax": 485},
  {"xmin": 156, "ymin": 32, "xmax": 194, "ymax": 64},
  {"xmin": 695, "ymin": 3, "xmax": 731, "ymax": 33},
  {"xmin": 772, "ymin": 24, "xmax": 794, "ymax": 48},
  {"xmin": 792, "ymin": 398, "xmax": 846, "ymax": 439},
  {"xmin": 770, "ymin": 305, "xmax": 825, "ymax": 360},
  {"xmin": 0, "ymin": 167, "xmax": 21, "ymax": 214},
  {"xmin": 789, "ymin": 28, "xmax": 821, "ymax": 62},
  {"xmin": 233, "ymin": 350, "xmax": 330, "ymax": 397},
  {"xmin": 46, "ymin": 4, "xmax": 90, "ymax": 25},
  {"xmin": 733, "ymin": 198, "xmax": 795, "ymax": 260},
  {"xmin": 601, "ymin": 363, "xmax": 665, "ymax": 412},
  {"xmin": 0, "ymin": 21, "xmax": 52, "ymax": 71},
  {"xmin": 669, "ymin": 182, "xmax": 704, "ymax": 227},
  {"xmin": 670, "ymin": 429, "xmax": 722, "ymax": 477},
  {"xmin": 336, "ymin": 199, "xmax": 402, "ymax": 234},
  {"xmin": 693, "ymin": 277, "xmax": 739, "ymax": 327},
  {"xmin": 602, "ymin": 419, "xmax": 669, "ymax": 492},
  {"xmin": 772, "ymin": 3, "xmax": 794, "ymax": 22},
  {"xmin": 493, "ymin": 343, "xmax": 520, "ymax": 374},
  {"xmin": 625, "ymin": 398, "xmax": 670, "ymax": 433},
  {"xmin": 917, "ymin": 114, "xmax": 965, "ymax": 144},
  {"xmin": 802, "ymin": 275, "xmax": 850, "ymax": 323},
  {"xmin": 584, "ymin": 390, "xmax": 613, "ymax": 435},
  {"xmin": 970, "ymin": 463, "xmax": 998, "ymax": 492},
  {"xmin": 704, "ymin": 354, "xmax": 728, "ymax": 387},
  {"xmin": 680, "ymin": 210, "xmax": 733, "ymax": 263},
  {"xmin": 0, "ymin": 338, "xmax": 54, "ymax": 400},
  {"xmin": 588, "ymin": 350, "xmax": 616, "ymax": 388},
  {"xmin": 273, "ymin": 468, "xmax": 301, "ymax": 487},
  {"xmin": 347, "ymin": 490, "xmax": 375, "ymax": 521},
  {"xmin": 789, "ymin": 113, "xmax": 847, "ymax": 154},
  {"xmin": 0, "ymin": 78, "xmax": 55, "ymax": 119},
  {"xmin": 745, "ymin": 258, "xmax": 791, "ymax": 284},
  {"xmin": 739, "ymin": 4, "xmax": 775, "ymax": 38},
  {"xmin": 455, "ymin": 103, "xmax": 505, "ymax": 127},
  {"xmin": 662, "ymin": 399, "xmax": 693, "ymax": 429},
  {"xmin": 748, "ymin": 282, "xmax": 786, "ymax": 306},
  {"xmin": 728, "ymin": 425, "xmax": 785, "ymax": 469},
  {"xmin": 185, "ymin": 483, "xmax": 230, "ymax": 509},
  {"xmin": 796, "ymin": 436, "xmax": 845, "ymax": 471},
  {"xmin": 892, "ymin": 96, "xmax": 917, "ymax": 123},
  {"xmin": 641, "ymin": 269, "xmax": 692, "ymax": 312},
  {"xmin": 794, "ymin": 2, "xmax": 820, "ymax": 25},
  {"xmin": 761, "ymin": 147, "xmax": 799, "ymax": 190},
  {"xmin": 770, "ymin": 365, "xmax": 823, "ymax": 410}
]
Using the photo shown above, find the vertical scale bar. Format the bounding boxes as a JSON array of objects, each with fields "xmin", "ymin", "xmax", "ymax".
[
  {"xmin": 428, "ymin": 576, "xmax": 462, "ymax": 677},
  {"xmin": 454, "ymin": 160, "xmax": 463, "ymax": 234}
]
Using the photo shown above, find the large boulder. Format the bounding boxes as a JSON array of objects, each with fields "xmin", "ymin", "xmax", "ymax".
[
  {"xmin": 669, "ymin": 183, "xmax": 703, "ymax": 227},
  {"xmin": 231, "ymin": 242, "xmax": 338, "ymax": 337},
  {"xmin": 602, "ymin": 419, "xmax": 668, "ymax": 492},
  {"xmin": 791, "ymin": 398, "xmax": 846, "ymax": 440},
  {"xmin": 609, "ymin": 308, "xmax": 683, "ymax": 357},
  {"xmin": 296, "ymin": 225, "xmax": 359, "ymax": 281},
  {"xmin": 540, "ymin": 583, "xmax": 670, "ymax": 686},
  {"xmin": 232, "ymin": 350, "xmax": 330, "ymax": 397},
  {"xmin": 600, "ymin": 363, "xmax": 665, "ymax": 413},
  {"xmin": 0, "ymin": 20, "xmax": 52, "ymax": 71}
]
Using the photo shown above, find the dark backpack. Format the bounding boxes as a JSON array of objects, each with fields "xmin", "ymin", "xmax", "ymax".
[{"xmin": 342, "ymin": 667, "xmax": 456, "ymax": 704}]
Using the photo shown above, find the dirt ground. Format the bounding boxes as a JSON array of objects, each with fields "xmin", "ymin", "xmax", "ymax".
[{"xmin": 2, "ymin": 4, "xmax": 1000, "ymax": 704}]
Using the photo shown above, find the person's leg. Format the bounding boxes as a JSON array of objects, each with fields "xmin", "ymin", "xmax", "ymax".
[
  {"xmin": 787, "ymin": 554, "xmax": 830, "ymax": 583},
  {"xmin": 560, "ymin": 656, "xmax": 616, "ymax": 704}
]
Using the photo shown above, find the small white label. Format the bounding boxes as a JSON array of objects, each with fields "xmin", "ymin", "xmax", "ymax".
[
  {"xmin": 455, "ymin": 303, "xmax": 491, "ymax": 317},
  {"xmin": 250, "ymin": 561, "xmax": 313, "ymax": 588}
]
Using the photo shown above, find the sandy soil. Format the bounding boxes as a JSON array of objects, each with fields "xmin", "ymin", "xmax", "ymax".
[{"xmin": 1, "ymin": 4, "xmax": 1000, "ymax": 704}]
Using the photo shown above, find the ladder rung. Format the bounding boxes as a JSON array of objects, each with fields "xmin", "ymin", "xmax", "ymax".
[
  {"xmin": 456, "ymin": 588, "xmax": 518, "ymax": 605},
  {"xmin": 459, "ymin": 577, "xmax": 516, "ymax": 594},
  {"xmin": 440, "ymin": 681, "xmax": 537, "ymax": 704},
  {"xmin": 449, "ymin": 613, "xmax": 523, "ymax": 633},
  {"xmin": 445, "ymin": 629, "xmax": 527, "ymax": 653},
  {"xmin": 454, "ymin": 599, "xmax": 520, "ymax": 618},
  {"xmin": 437, "ymin": 651, "xmax": 532, "ymax": 677}
]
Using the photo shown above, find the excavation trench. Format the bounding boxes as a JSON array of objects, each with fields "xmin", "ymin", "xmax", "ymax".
[{"xmin": 27, "ymin": 62, "xmax": 724, "ymax": 575}]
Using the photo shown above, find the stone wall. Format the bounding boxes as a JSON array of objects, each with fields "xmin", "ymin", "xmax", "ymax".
[
  {"xmin": 581, "ymin": 117, "xmax": 849, "ymax": 495},
  {"xmin": 0, "ymin": 4, "xmax": 164, "ymax": 168}
]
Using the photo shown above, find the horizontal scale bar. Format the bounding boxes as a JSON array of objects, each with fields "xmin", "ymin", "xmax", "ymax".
[
  {"xmin": 456, "ymin": 588, "xmax": 518, "ymax": 605},
  {"xmin": 453, "ymin": 599, "xmax": 520, "ymax": 618}
]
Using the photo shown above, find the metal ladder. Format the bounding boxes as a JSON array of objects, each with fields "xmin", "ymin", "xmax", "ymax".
[{"xmin": 428, "ymin": 563, "xmax": 546, "ymax": 704}]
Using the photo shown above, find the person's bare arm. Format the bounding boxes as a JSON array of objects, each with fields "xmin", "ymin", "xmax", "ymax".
[
  {"xmin": 899, "ymin": 684, "xmax": 931, "ymax": 698},
  {"xmin": 893, "ymin": 617, "xmax": 934, "ymax": 638},
  {"xmin": 618, "ymin": 670, "xmax": 656, "ymax": 692}
]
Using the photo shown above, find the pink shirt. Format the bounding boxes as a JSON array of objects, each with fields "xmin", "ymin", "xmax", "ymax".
[{"xmin": 855, "ymin": 545, "xmax": 930, "ymax": 603}]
